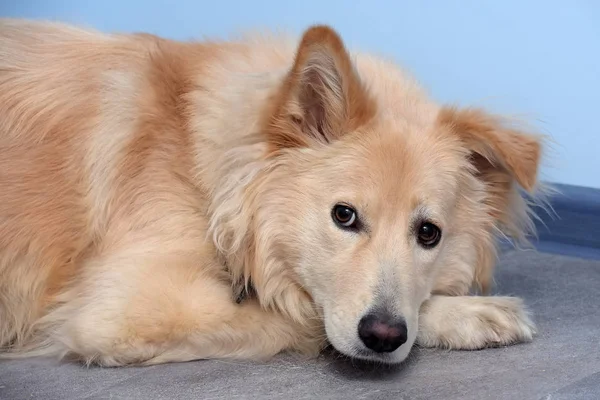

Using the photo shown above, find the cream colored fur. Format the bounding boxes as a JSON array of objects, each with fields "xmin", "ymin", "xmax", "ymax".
[{"xmin": 0, "ymin": 19, "xmax": 544, "ymax": 366}]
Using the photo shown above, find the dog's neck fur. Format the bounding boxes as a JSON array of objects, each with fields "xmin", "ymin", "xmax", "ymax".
[{"xmin": 185, "ymin": 47, "xmax": 320, "ymax": 324}]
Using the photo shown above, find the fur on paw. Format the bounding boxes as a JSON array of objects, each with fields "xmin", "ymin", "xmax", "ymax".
[{"xmin": 416, "ymin": 296, "xmax": 537, "ymax": 350}]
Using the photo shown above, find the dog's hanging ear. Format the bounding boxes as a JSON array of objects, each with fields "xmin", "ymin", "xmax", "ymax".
[
  {"xmin": 264, "ymin": 25, "xmax": 376, "ymax": 151},
  {"xmin": 438, "ymin": 106, "xmax": 544, "ymax": 295},
  {"xmin": 437, "ymin": 106, "xmax": 542, "ymax": 192}
]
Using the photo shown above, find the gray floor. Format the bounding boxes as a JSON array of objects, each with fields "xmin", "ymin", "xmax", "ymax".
[{"xmin": 1, "ymin": 248, "xmax": 599, "ymax": 400}]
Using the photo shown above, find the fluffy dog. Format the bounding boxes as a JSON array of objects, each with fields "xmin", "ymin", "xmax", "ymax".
[{"xmin": 0, "ymin": 19, "xmax": 544, "ymax": 366}]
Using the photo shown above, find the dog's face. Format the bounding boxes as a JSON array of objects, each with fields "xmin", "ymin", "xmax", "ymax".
[
  {"xmin": 274, "ymin": 128, "xmax": 468, "ymax": 363},
  {"xmin": 252, "ymin": 26, "xmax": 541, "ymax": 364}
]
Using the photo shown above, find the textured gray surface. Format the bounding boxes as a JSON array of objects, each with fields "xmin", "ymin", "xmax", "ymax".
[{"xmin": 1, "ymin": 249, "xmax": 599, "ymax": 400}]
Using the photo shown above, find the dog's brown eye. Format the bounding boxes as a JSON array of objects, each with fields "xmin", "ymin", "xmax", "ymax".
[
  {"xmin": 417, "ymin": 222, "xmax": 441, "ymax": 248},
  {"xmin": 332, "ymin": 204, "xmax": 358, "ymax": 229}
]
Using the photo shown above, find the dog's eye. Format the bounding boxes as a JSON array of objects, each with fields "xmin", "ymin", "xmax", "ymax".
[
  {"xmin": 332, "ymin": 204, "xmax": 358, "ymax": 229},
  {"xmin": 416, "ymin": 222, "xmax": 441, "ymax": 248}
]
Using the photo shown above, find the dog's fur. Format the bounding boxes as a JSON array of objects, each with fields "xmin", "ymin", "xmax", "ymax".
[{"xmin": 0, "ymin": 19, "xmax": 544, "ymax": 366}]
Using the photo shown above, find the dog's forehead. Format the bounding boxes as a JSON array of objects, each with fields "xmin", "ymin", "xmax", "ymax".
[
  {"xmin": 329, "ymin": 123, "xmax": 464, "ymax": 215},
  {"xmin": 363, "ymin": 125, "xmax": 459, "ymax": 183}
]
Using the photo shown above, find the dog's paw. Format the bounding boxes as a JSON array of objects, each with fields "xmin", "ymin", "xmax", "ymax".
[{"xmin": 416, "ymin": 295, "xmax": 536, "ymax": 350}]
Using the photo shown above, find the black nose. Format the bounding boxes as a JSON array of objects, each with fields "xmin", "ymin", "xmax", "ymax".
[{"xmin": 358, "ymin": 313, "xmax": 408, "ymax": 353}]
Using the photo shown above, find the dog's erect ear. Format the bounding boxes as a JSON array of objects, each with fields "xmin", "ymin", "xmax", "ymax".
[
  {"xmin": 264, "ymin": 25, "xmax": 376, "ymax": 151},
  {"xmin": 438, "ymin": 107, "xmax": 542, "ymax": 192}
]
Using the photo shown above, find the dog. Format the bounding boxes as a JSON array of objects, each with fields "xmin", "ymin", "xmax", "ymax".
[{"xmin": 0, "ymin": 19, "xmax": 545, "ymax": 366}]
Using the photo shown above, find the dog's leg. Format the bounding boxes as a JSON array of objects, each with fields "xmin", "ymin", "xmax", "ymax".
[
  {"xmin": 35, "ymin": 249, "xmax": 323, "ymax": 366},
  {"xmin": 416, "ymin": 295, "xmax": 536, "ymax": 350},
  {"xmin": 142, "ymin": 296, "xmax": 322, "ymax": 366},
  {"xmin": 145, "ymin": 284, "xmax": 325, "ymax": 366}
]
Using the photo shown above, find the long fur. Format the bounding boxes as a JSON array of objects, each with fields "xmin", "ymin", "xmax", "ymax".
[{"xmin": 0, "ymin": 19, "xmax": 546, "ymax": 366}]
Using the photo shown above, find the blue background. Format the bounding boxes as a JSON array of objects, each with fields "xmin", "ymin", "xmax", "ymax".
[{"xmin": 2, "ymin": 1, "xmax": 599, "ymax": 188}]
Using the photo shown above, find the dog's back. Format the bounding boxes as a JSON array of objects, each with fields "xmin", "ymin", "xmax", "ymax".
[
  {"xmin": 1, "ymin": 20, "xmax": 94, "ymax": 346},
  {"xmin": 0, "ymin": 19, "xmax": 184, "ymax": 348}
]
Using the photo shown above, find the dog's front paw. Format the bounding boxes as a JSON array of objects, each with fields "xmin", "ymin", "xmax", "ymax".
[{"xmin": 417, "ymin": 295, "xmax": 536, "ymax": 350}]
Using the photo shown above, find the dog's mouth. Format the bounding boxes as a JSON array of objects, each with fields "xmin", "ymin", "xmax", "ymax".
[
  {"xmin": 359, "ymin": 345, "xmax": 411, "ymax": 364},
  {"xmin": 324, "ymin": 321, "xmax": 416, "ymax": 365},
  {"xmin": 354, "ymin": 348, "xmax": 396, "ymax": 363},
  {"xmin": 328, "ymin": 344, "xmax": 410, "ymax": 366},
  {"xmin": 324, "ymin": 333, "xmax": 414, "ymax": 365}
]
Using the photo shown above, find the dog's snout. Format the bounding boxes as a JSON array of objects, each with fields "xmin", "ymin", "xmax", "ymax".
[{"xmin": 358, "ymin": 313, "xmax": 408, "ymax": 353}]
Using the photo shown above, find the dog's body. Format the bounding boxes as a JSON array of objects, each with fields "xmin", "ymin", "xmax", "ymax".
[{"xmin": 0, "ymin": 19, "xmax": 542, "ymax": 366}]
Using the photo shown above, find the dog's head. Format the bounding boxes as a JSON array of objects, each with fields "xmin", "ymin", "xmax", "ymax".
[{"xmin": 221, "ymin": 26, "xmax": 543, "ymax": 364}]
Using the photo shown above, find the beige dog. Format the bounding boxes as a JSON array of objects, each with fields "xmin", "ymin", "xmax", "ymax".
[{"xmin": 0, "ymin": 19, "xmax": 544, "ymax": 366}]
